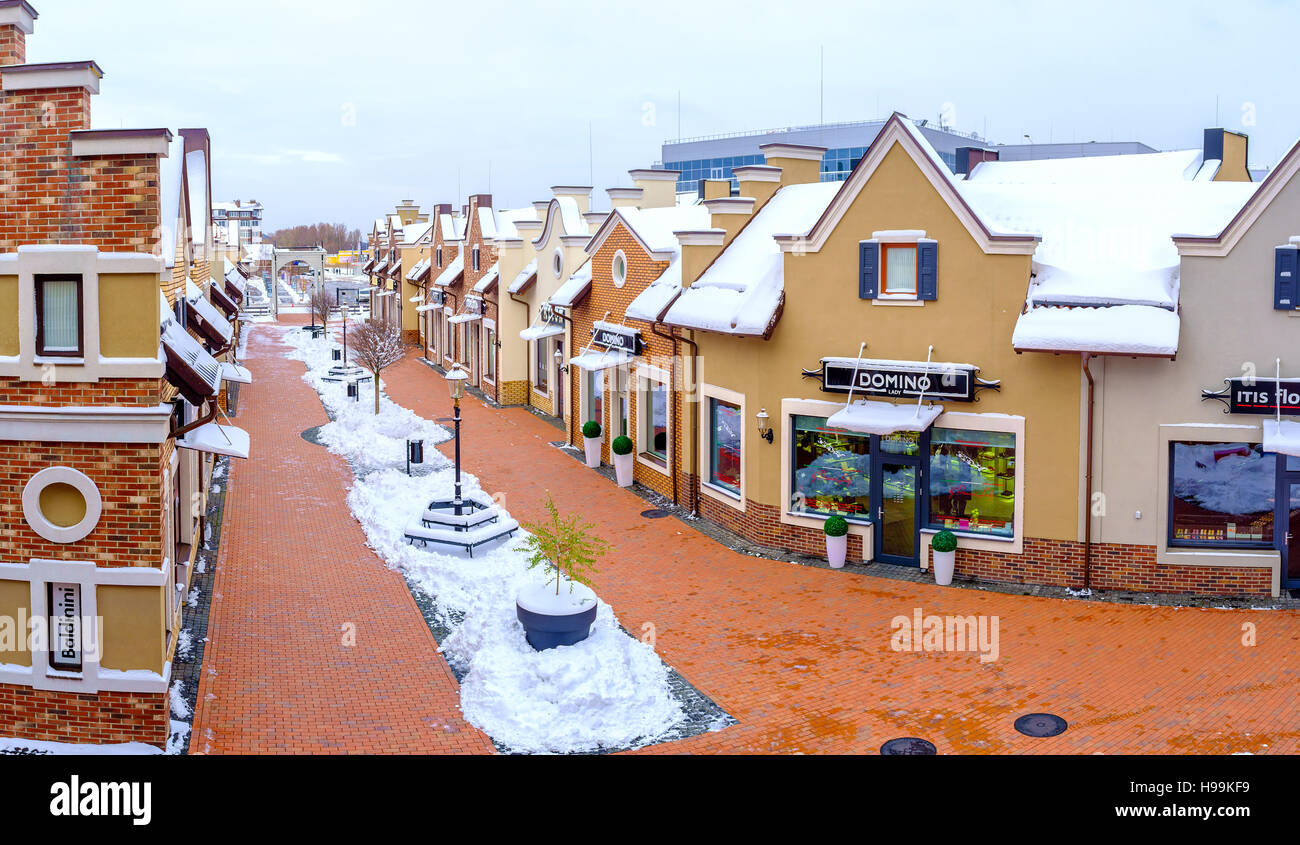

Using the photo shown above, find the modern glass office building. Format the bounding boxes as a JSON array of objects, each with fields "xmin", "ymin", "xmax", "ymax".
[{"xmin": 660, "ymin": 118, "xmax": 1157, "ymax": 193}]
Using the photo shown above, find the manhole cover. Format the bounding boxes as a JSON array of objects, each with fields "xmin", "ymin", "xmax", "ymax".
[
  {"xmin": 880, "ymin": 737, "xmax": 936, "ymax": 755},
  {"xmin": 1014, "ymin": 713, "xmax": 1067, "ymax": 738},
  {"xmin": 549, "ymin": 441, "xmax": 568, "ymax": 448},
  {"xmin": 641, "ymin": 508, "xmax": 671, "ymax": 519}
]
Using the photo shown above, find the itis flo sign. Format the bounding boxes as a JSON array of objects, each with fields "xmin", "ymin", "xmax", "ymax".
[
  {"xmin": 814, "ymin": 358, "xmax": 978, "ymax": 402},
  {"xmin": 592, "ymin": 323, "xmax": 642, "ymax": 354},
  {"xmin": 1227, "ymin": 378, "xmax": 1300, "ymax": 414}
]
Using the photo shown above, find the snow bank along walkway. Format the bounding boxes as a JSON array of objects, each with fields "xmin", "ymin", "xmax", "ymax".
[
  {"xmin": 382, "ymin": 353, "xmax": 1300, "ymax": 755},
  {"xmin": 189, "ymin": 319, "xmax": 492, "ymax": 754}
]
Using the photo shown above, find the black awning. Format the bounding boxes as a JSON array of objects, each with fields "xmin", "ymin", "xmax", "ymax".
[{"xmin": 184, "ymin": 296, "xmax": 232, "ymax": 351}]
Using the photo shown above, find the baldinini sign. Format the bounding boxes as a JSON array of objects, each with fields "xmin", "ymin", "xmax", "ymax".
[{"xmin": 808, "ymin": 357, "xmax": 981, "ymax": 402}]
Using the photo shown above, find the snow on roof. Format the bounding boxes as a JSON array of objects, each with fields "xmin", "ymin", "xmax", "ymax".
[
  {"xmin": 406, "ymin": 256, "xmax": 431, "ymax": 280},
  {"xmin": 158, "ymin": 133, "xmax": 185, "ymax": 268},
  {"xmin": 1010, "ymin": 304, "xmax": 1181, "ymax": 357},
  {"xmin": 661, "ymin": 181, "xmax": 839, "ymax": 335},
  {"xmin": 507, "ymin": 258, "xmax": 538, "ymax": 294},
  {"xmin": 533, "ymin": 196, "xmax": 589, "ymax": 245},
  {"xmin": 484, "ymin": 206, "xmax": 538, "ymax": 241},
  {"xmin": 548, "ymin": 259, "xmax": 592, "ymax": 307},
  {"xmin": 431, "ymin": 252, "xmax": 464, "ymax": 287},
  {"xmin": 400, "ymin": 219, "xmax": 433, "ymax": 245},
  {"xmin": 185, "ymin": 149, "xmax": 208, "ymax": 246},
  {"xmin": 614, "ymin": 204, "xmax": 710, "ymax": 255},
  {"xmin": 439, "ymin": 212, "xmax": 466, "ymax": 242},
  {"xmin": 473, "ymin": 263, "xmax": 500, "ymax": 293},
  {"xmin": 967, "ymin": 149, "xmax": 1206, "ymax": 185}
]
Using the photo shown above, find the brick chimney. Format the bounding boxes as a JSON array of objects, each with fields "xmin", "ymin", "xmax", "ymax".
[
  {"xmin": 759, "ymin": 143, "xmax": 826, "ymax": 187},
  {"xmin": 0, "ymin": 1, "xmax": 36, "ymax": 67},
  {"xmin": 954, "ymin": 146, "xmax": 999, "ymax": 177}
]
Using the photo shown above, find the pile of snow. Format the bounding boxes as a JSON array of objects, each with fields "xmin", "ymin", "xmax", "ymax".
[
  {"xmin": 277, "ymin": 325, "xmax": 686, "ymax": 753},
  {"xmin": 0, "ymin": 737, "xmax": 163, "ymax": 755},
  {"xmin": 282, "ymin": 327, "xmax": 452, "ymax": 474}
]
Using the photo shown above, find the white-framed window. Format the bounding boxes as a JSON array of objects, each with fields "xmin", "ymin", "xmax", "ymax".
[
  {"xmin": 35, "ymin": 274, "xmax": 83, "ymax": 358},
  {"xmin": 553, "ymin": 247, "xmax": 564, "ymax": 279},
  {"xmin": 472, "ymin": 246, "xmax": 481, "ymax": 271},
  {"xmin": 436, "ymin": 246, "xmax": 443, "ymax": 268},
  {"xmin": 534, "ymin": 336, "xmax": 550, "ymax": 395},
  {"xmin": 21, "ymin": 466, "xmax": 102, "ymax": 544},
  {"xmin": 699, "ymin": 382, "xmax": 745, "ymax": 509},
  {"xmin": 612, "ymin": 250, "xmax": 627, "ymax": 288},
  {"xmin": 636, "ymin": 363, "xmax": 671, "ymax": 474},
  {"xmin": 484, "ymin": 322, "xmax": 497, "ymax": 382}
]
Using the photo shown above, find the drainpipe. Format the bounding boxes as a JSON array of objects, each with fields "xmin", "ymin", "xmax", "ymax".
[
  {"xmin": 1082, "ymin": 352, "xmax": 1096, "ymax": 592},
  {"xmin": 509, "ymin": 290, "xmax": 531, "ymax": 408},
  {"xmin": 668, "ymin": 325, "xmax": 700, "ymax": 516},
  {"xmin": 649, "ymin": 320, "xmax": 681, "ymax": 508}
]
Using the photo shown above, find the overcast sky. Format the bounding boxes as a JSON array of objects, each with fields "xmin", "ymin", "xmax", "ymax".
[{"xmin": 37, "ymin": 0, "xmax": 1300, "ymax": 231}]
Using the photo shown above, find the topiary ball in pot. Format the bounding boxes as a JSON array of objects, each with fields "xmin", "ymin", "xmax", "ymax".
[
  {"xmin": 824, "ymin": 514, "xmax": 849, "ymax": 568},
  {"xmin": 823, "ymin": 514, "xmax": 849, "ymax": 537},
  {"xmin": 931, "ymin": 530, "xmax": 957, "ymax": 553},
  {"xmin": 582, "ymin": 420, "xmax": 601, "ymax": 439},
  {"xmin": 931, "ymin": 529, "xmax": 957, "ymax": 586},
  {"xmin": 611, "ymin": 435, "xmax": 633, "ymax": 456}
]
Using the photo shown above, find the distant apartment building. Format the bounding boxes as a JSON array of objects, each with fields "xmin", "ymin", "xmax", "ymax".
[
  {"xmin": 660, "ymin": 117, "xmax": 1161, "ymax": 193},
  {"xmin": 213, "ymin": 199, "xmax": 263, "ymax": 247}
]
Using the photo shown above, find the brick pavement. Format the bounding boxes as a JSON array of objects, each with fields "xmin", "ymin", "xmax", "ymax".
[
  {"xmin": 188, "ymin": 320, "xmax": 493, "ymax": 754},
  {"xmin": 382, "ymin": 351, "xmax": 1300, "ymax": 755}
]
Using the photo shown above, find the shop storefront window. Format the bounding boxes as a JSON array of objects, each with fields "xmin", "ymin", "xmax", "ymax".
[
  {"xmin": 486, "ymin": 328, "xmax": 496, "ymax": 380},
  {"xmin": 708, "ymin": 398, "xmax": 741, "ymax": 494},
  {"xmin": 1169, "ymin": 441, "xmax": 1274, "ymax": 547},
  {"xmin": 790, "ymin": 415, "xmax": 871, "ymax": 521},
  {"xmin": 584, "ymin": 368, "xmax": 604, "ymax": 428},
  {"xmin": 928, "ymin": 428, "xmax": 1016, "ymax": 538},
  {"xmin": 534, "ymin": 339, "xmax": 549, "ymax": 393},
  {"xmin": 642, "ymin": 379, "xmax": 668, "ymax": 463}
]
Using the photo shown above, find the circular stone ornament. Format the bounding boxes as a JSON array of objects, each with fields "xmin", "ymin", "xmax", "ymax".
[
  {"xmin": 880, "ymin": 737, "xmax": 937, "ymax": 755},
  {"xmin": 22, "ymin": 466, "xmax": 103, "ymax": 544},
  {"xmin": 1014, "ymin": 713, "xmax": 1068, "ymax": 738}
]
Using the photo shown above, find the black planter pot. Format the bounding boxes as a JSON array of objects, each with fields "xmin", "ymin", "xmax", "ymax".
[{"xmin": 516, "ymin": 601, "xmax": 598, "ymax": 651}]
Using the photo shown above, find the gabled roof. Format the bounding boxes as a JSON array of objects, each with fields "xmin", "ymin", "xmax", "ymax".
[
  {"xmin": 584, "ymin": 203, "xmax": 710, "ymax": 261},
  {"xmin": 1173, "ymin": 134, "xmax": 1300, "ymax": 257},
  {"xmin": 400, "ymin": 219, "xmax": 433, "ymax": 246},
  {"xmin": 438, "ymin": 212, "xmax": 466, "ymax": 242},
  {"xmin": 783, "ymin": 113, "xmax": 1040, "ymax": 257}
]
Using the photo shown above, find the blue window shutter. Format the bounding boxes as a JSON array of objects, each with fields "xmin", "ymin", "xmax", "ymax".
[
  {"xmin": 918, "ymin": 241, "xmax": 939, "ymax": 300},
  {"xmin": 1275, "ymin": 246, "xmax": 1298, "ymax": 311},
  {"xmin": 859, "ymin": 241, "xmax": 879, "ymax": 299}
]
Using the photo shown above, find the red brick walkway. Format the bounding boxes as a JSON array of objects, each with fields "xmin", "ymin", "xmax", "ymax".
[
  {"xmin": 189, "ymin": 321, "xmax": 492, "ymax": 754},
  {"xmin": 382, "ymin": 352, "xmax": 1300, "ymax": 755}
]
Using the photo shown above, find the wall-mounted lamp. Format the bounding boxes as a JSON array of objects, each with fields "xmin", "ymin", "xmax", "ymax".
[{"xmin": 756, "ymin": 408, "xmax": 773, "ymax": 443}]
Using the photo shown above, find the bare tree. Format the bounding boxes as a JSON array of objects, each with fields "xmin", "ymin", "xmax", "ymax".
[
  {"xmin": 349, "ymin": 318, "xmax": 406, "ymax": 414},
  {"xmin": 309, "ymin": 286, "xmax": 331, "ymax": 333}
]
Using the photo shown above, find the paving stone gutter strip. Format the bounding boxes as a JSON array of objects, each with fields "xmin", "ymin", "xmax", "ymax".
[{"xmin": 172, "ymin": 454, "xmax": 231, "ymax": 754}]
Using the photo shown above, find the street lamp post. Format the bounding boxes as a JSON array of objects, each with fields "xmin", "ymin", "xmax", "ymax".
[{"xmin": 445, "ymin": 363, "xmax": 469, "ymax": 516}]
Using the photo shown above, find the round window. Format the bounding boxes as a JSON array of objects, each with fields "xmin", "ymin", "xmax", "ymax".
[
  {"xmin": 552, "ymin": 247, "xmax": 564, "ymax": 279},
  {"xmin": 22, "ymin": 467, "xmax": 103, "ymax": 544},
  {"xmin": 612, "ymin": 251, "xmax": 627, "ymax": 288}
]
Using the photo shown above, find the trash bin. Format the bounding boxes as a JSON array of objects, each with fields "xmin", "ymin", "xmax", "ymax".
[
  {"xmin": 346, "ymin": 381, "xmax": 358, "ymax": 400},
  {"xmin": 332, "ymin": 348, "xmax": 342, "ymax": 361}
]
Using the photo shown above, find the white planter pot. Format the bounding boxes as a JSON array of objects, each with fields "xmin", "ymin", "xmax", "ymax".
[
  {"xmin": 932, "ymin": 549, "xmax": 956, "ymax": 585},
  {"xmin": 826, "ymin": 533, "xmax": 847, "ymax": 569},
  {"xmin": 613, "ymin": 452, "xmax": 634, "ymax": 487},
  {"xmin": 583, "ymin": 436, "xmax": 602, "ymax": 468}
]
